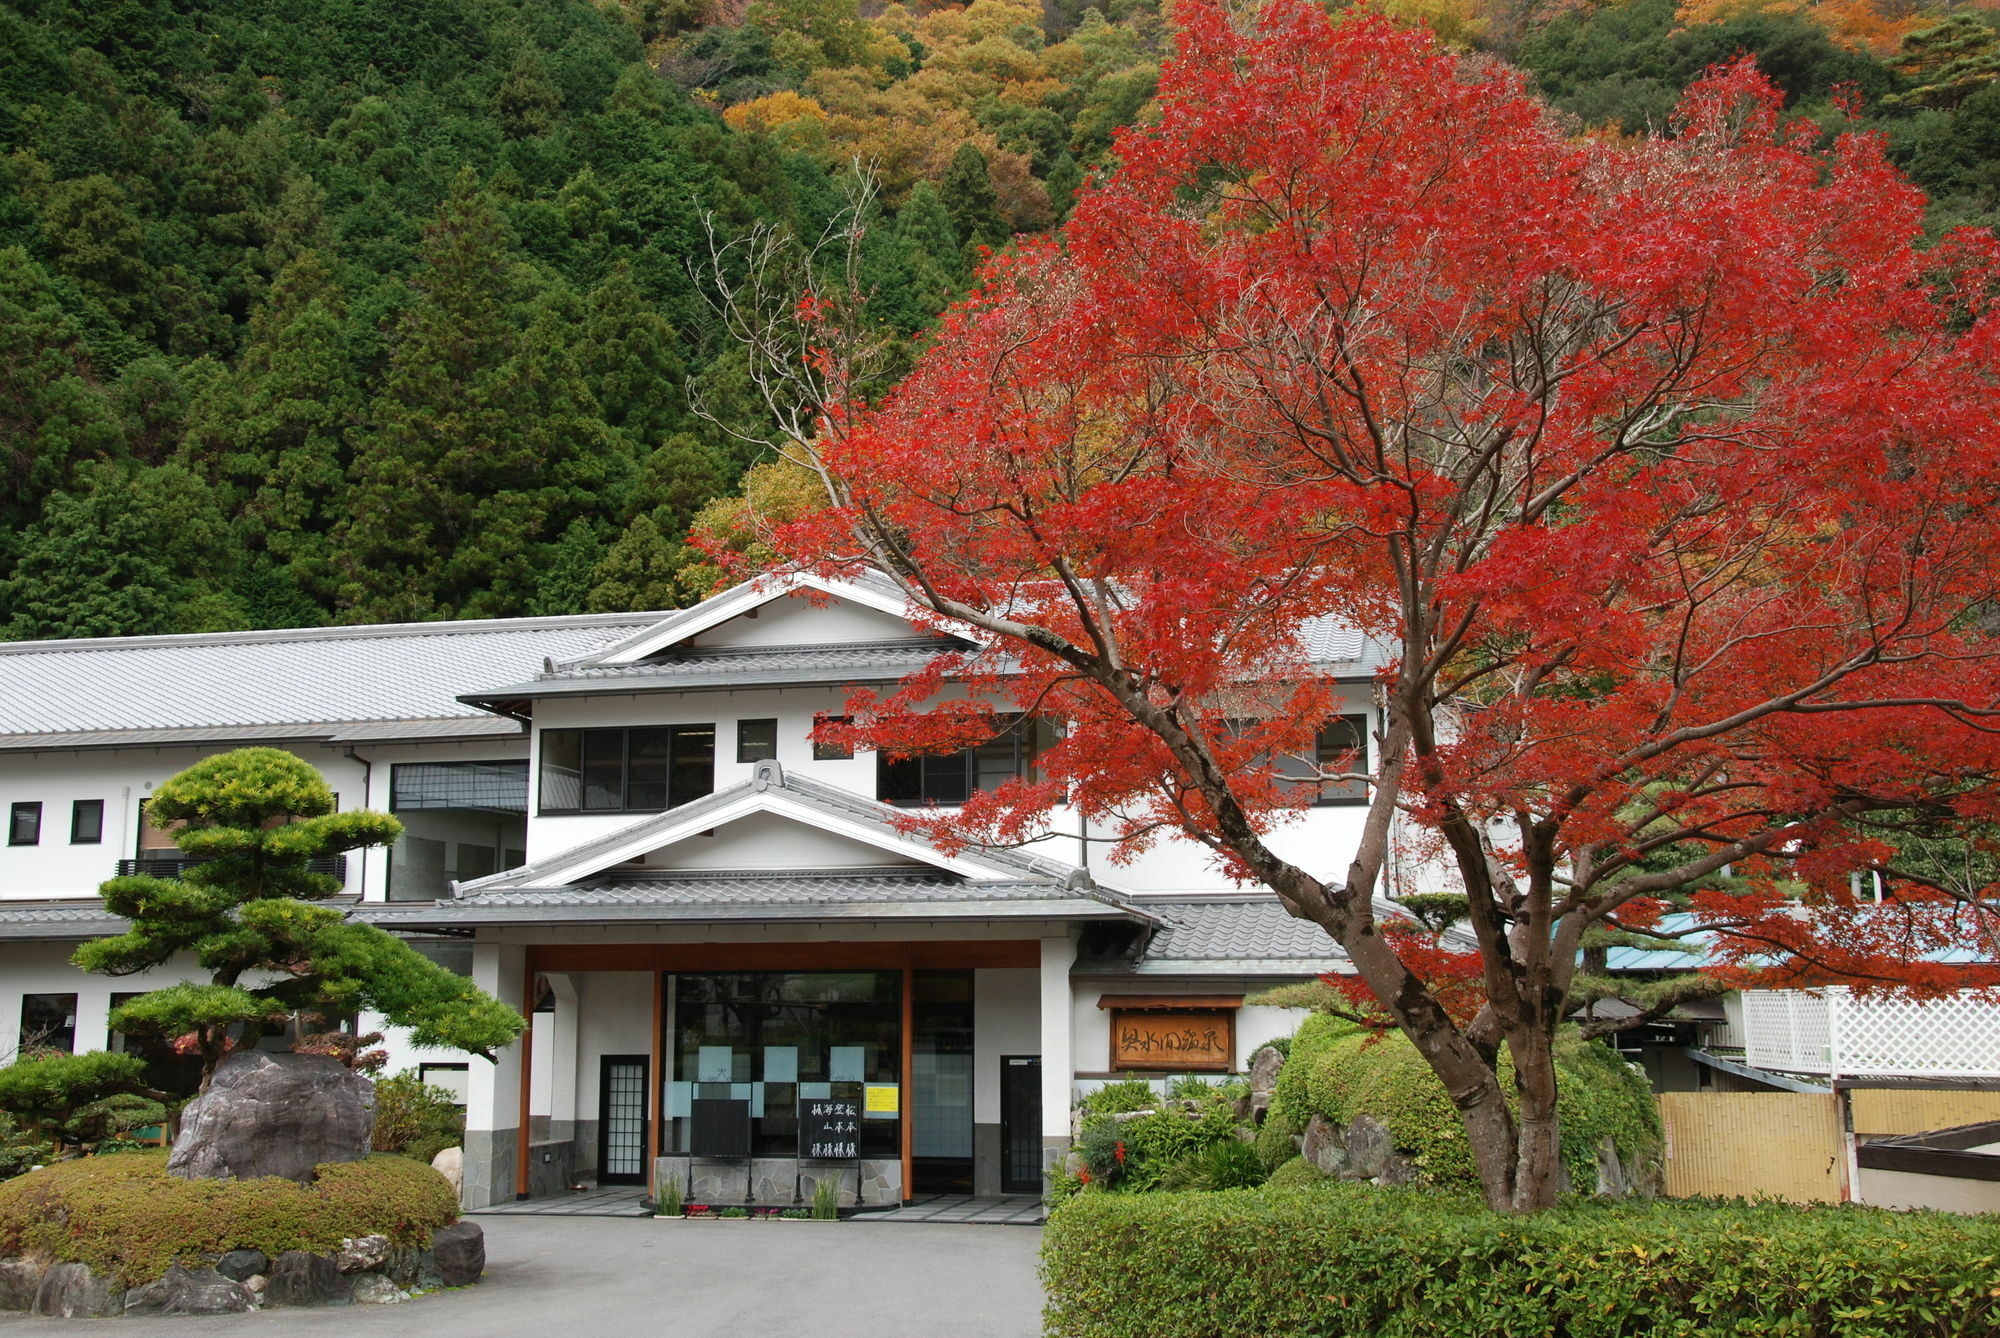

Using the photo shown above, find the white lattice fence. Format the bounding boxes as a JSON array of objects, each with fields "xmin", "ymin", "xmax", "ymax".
[{"xmin": 1742, "ymin": 988, "xmax": 2000, "ymax": 1079}]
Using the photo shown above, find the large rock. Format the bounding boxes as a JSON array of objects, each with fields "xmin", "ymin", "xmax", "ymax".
[
  {"xmin": 124, "ymin": 1265, "xmax": 253, "ymax": 1316},
  {"xmin": 336, "ymin": 1235, "xmax": 392, "ymax": 1274},
  {"xmin": 1301, "ymin": 1115, "xmax": 1347, "ymax": 1177},
  {"xmin": 1343, "ymin": 1113, "xmax": 1396, "ymax": 1180},
  {"xmin": 431, "ymin": 1146, "xmax": 464, "ymax": 1194},
  {"xmin": 1247, "ymin": 1045, "xmax": 1285, "ymax": 1096},
  {"xmin": 350, "ymin": 1275, "xmax": 411, "ymax": 1305},
  {"xmin": 33, "ymin": 1263, "xmax": 124, "ymax": 1318},
  {"xmin": 430, "ymin": 1221, "xmax": 485, "ymax": 1287},
  {"xmin": 0, "ymin": 1259, "xmax": 44, "ymax": 1311},
  {"xmin": 214, "ymin": 1249, "xmax": 269, "ymax": 1283},
  {"xmin": 384, "ymin": 1248, "xmax": 445, "ymax": 1292},
  {"xmin": 168, "ymin": 1051, "xmax": 375, "ymax": 1183},
  {"xmin": 265, "ymin": 1251, "xmax": 351, "ymax": 1307}
]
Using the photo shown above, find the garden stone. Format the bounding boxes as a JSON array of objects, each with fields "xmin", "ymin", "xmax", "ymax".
[
  {"xmin": 265, "ymin": 1250, "xmax": 351, "ymax": 1306},
  {"xmin": 33, "ymin": 1262, "xmax": 124, "ymax": 1318},
  {"xmin": 350, "ymin": 1275, "xmax": 411, "ymax": 1305},
  {"xmin": 214, "ymin": 1249, "xmax": 269, "ymax": 1282},
  {"xmin": 243, "ymin": 1275, "xmax": 267, "ymax": 1297},
  {"xmin": 1301, "ymin": 1115, "xmax": 1347, "ymax": 1177},
  {"xmin": 337, "ymin": 1234, "xmax": 392, "ymax": 1273},
  {"xmin": 1248, "ymin": 1045, "xmax": 1285, "ymax": 1095},
  {"xmin": 1343, "ymin": 1114, "xmax": 1394, "ymax": 1179},
  {"xmin": 0, "ymin": 1259, "xmax": 45, "ymax": 1311},
  {"xmin": 432, "ymin": 1145, "xmax": 463, "ymax": 1193},
  {"xmin": 168, "ymin": 1051, "xmax": 375, "ymax": 1184},
  {"xmin": 1595, "ymin": 1135, "xmax": 1626, "ymax": 1197},
  {"xmin": 430, "ymin": 1221, "xmax": 485, "ymax": 1286},
  {"xmin": 124, "ymin": 1264, "xmax": 253, "ymax": 1316},
  {"xmin": 383, "ymin": 1248, "xmax": 444, "ymax": 1291}
]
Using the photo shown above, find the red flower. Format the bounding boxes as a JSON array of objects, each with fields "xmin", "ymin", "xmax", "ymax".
[{"xmin": 1114, "ymin": 1140, "xmax": 1126, "ymax": 1164}]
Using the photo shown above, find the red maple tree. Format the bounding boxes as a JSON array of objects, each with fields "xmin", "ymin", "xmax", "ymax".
[{"xmin": 735, "ymin": 0, "xmax": 2000, "ymax": 1211}]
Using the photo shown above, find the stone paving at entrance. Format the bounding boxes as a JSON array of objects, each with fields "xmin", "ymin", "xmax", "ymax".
[
  {"xmin": 471, "ymin": 1187, "xmax": 1047, "ymax": 1224},
  {"xmin": 470, "ymin": 1185, "xmax": 652, "ymax": 1217}
]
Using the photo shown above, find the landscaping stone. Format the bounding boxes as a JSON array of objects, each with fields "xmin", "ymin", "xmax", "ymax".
[
  {"xmin": 432, "ymin": 1145, "xmax": 464, "ymax": 1194},
  {"xmin": 1301, "ymin": 1115, "xmax": 1347, "ymax": 1177},
  {"xmin": 214, "ymin": 1248, "xmax": 269, "ymax": 1282},
  {"xmin": 243, "ymin": 1275, "xmax": 267, "ymax": 1298},
  {"xmin": 337, "ymin": 1234, "xmax": 392, "ymax": 1273},
  {"xmin": 350, "ymin": 1274, "xmax": 411, "ymax": 1305},
  {"xmin": 1342, "ymin": 1113, "xmax": 1395, "ymax": 1179},
  {"xmin": 124, "ymin": 1264, "xmax": 253, "ymax": 1316},
  {"xmin": 1595, "ymin": 1135, "xmax": 1626, "ymax": 1197},
  {"xmin": 265, "ymin": 1250, "xmax": 351, "ymax": 1307},
  {"xmin": 1248, "ymin": 1045, "xmax": 1285, "ymax": 1096},
  {"xmin": 0, "ymin": 1259, "xmax": 45, "ymax": 1311},
  {"xmin": 33, "ymin": 1262, "xmax": 124, "ymax": 1318},
  {"xmin": 430, "ymin": 1221, "xmax": 486, "ymax": 1286},
  {"xmin": 383, "ymin": 1247, "xmax": 445, "ymax": 1291},
  {"xmin": 168, "ymin": 1051, "xmax": 375, "ymax": 1184}
]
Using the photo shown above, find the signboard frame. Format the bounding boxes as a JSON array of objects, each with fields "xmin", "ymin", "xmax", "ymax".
[{"xmin": 1108, "ymin": 1008, "xmax": 1236, "ymax": 1073}]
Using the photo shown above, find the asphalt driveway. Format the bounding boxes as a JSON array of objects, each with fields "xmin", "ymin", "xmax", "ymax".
[{"xmin": 0, "ymin": 1215, "xmax": 1046, "ymax": 1337}]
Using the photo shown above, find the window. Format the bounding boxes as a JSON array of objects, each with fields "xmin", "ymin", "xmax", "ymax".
[
  {"xmin": 8, "ymin": 802, "xmax": 40, "ymax": 846},
  {"xmin": 70, "ymin": 799, "xmax": 104, "ymax": 845},
  {"xmin": 20, "ymin": 993, "xmax": 76, "ymax": 1053},
  {"xmin": 737, "ymin": 719, "xmax": 778, "ymax": 764},
  {"xmin": 539, "ymin": 726, "xmax": 716, "ymax": 814},
  {"xmin": 418, "ymin": 1062, "xmax": 470, "ymax": 1105},
  {"xmin": 1276, "ymin": 714, "xmax": 1371, "ymax": 806},
  {"xmin": 879, "ymin": 716, "xmax": 1043, "ymax": 807},
  {"xmin": 811, "ymin": 715, "xmax": 853, "ymax": 761}
]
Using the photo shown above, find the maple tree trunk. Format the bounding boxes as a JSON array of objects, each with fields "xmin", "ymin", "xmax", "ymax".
[{"xmin": 1507, "ymin": 1028, "xmax": 1565, "ymax": 1213}]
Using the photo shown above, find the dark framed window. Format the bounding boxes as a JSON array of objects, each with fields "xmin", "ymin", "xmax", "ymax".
[
  {"xmin": 811, "ymin": 715, "xmax": 852, "ymax": 761},
  {"xmin": 879, "ymin": 716, "xmax": 1043, "ymax": 807},
  {"xmin": 539, "ymin": 726, "xmax": 716, "ymax": 814},
  {"xmin": 737, "ymin": 719, "xmax": 778, "ymax": 764},
  {"xmin": 70, "ymin": 799, "xmax": 104, "ymax": 845},
  {"xmin": 20, "ymin": 993, "xmax": 76, "ymax": 1053},
  {"xmin": 1276, "ymin": 715, "xmax": 1371, "ymax": 806},
  {"xmin": 8, "ymin": 802, "xmax": 41, "ymax": 846}
]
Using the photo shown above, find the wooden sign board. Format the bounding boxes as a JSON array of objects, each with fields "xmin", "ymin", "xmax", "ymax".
[
  {"xmin": 1110, "ymin": 1010, "xmax": 1234, "ymax": 1072},
  {"xmin": 798, "ymin": 1096, "xmax": 861, "ymax": 1159}
]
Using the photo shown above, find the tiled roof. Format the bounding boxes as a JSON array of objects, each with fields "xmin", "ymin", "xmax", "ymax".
[
  {"xmin": 0, "ymin": 613, "xmax": 662, "ymax": 749},
  {"xmin": 464, "ymin": 640, "xmax": 966, "ymax": 704},
  {"xmin": 0, "ymin": 901, "xmax": 126, "ymax": 938},
  {"xmin": 1076, "ymin": 896, "xmax": 1354, "ymax": 977}
]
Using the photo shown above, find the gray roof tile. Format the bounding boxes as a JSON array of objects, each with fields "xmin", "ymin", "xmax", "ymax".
[{"xmin": 0, "ymin": 613, "xmax": 661, "ymax": 748}]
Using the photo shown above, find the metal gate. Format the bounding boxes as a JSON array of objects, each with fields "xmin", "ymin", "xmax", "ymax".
[
  {"xmin": 999, "ymin": 1055, "xmax": 1041, "ymax": 1194},
  {"xmin": 1660, "ymin": 1092, "xmax": 1843, "ymax": 1203}
]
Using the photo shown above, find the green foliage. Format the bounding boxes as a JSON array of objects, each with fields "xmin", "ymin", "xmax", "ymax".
[
  {"xmin": 811, "ymin": 1176, "xmax": 839, "ymax": 1219},
  {"xmin": 0, "ymin": 1051, "xmax": 165, "ymax": 1150},
  {"xmin": 77, "ymin": 748, "xmax": 525, "ymax": 1080},
  {"xmin": 1072, "ymin": 1083, "xmax": 1246, "ymax": 1193},
  {"xmin": 1155, "ymin": 1138, "xmax": 1265, "ymax": 1192},
  {"xmin": 0, "ymin": 1152, "xmax": 458, "ymax": 1286},
  {"xmin": 0, "ymin": 1113, "xmax": 53, "ymax": 1183},
  {"xmin": 369, "ymin": 1073, "xmax": 466, "ymax": 1166},
  {"xmin": 1270, "ymin": 1015, "xmax": 1660, "ymax": 1193},
  {"xmin": 658, "ymin": 1171, "xmax": 685, "ymax": 1216},
  {"xmin": 1079, "ymin": 1080, "xmax": 1156, "ymax": 1115},
  {"xmin": 1253, "ymin": 1104, "xmax": 1301, "ymax": 1173},
  {"xmin": 1042, "ymin": 1183, "xmax": 2000, "ymax": 1337},
  {"xmin": 1261, "ymin": 1155, "xmax": 1324, "ymax": 1188}
]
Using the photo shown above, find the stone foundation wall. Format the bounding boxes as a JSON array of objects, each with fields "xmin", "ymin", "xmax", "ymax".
[
  {"xmin": 652, "ymin": 1156, "xmax": 903, "ymax": 1207},
  {"xmin": 461, "ymin": 1128, "xmax": 517, "ymax": 1210}
]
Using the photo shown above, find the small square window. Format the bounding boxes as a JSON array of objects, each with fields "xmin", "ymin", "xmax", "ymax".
[
  {"xmin": 811, "ymin": 716, "xmax": 853, "ymax": 762},
  {"xmin": 737, "ymin": 718, "xmax": 778, "ymax": 764},
  {"xmin": 8, "ymin": 802, "xmax": 41, "ymax": 846},
  {"xmin": 70, "ymin": 799, "xmax": 104, "ymax": 845}
]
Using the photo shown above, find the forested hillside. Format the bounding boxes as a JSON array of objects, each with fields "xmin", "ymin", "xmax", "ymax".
[{"xmin": 0, "ymin": 0, "xmax": 1994, "ymax": 639}]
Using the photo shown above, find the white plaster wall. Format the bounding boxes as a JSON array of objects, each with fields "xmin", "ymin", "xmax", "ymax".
[
  {"xmin": 0, "ymin": 940, "xmax": 203, "ymax": 1059},
  {"xmin": 573, "ymin": 972, "xmax": 654, "ymax": 1124},
  {"xmin": 1858, "ymin": 1166, "xmax": 2000, "ymax": 1213},
  {"xmin": 1237, "ymin": 1005, "xmax": 1309, "ymax": 1060},
  {"xmin": 690, "ymin": 592, "xmax": 923, "ymax": 649},
  {"xmin": 973, "ymin": 968, "xmax": 1039, "ymax": 1124},
  {"xmin": 640, "ymin": 812, "xmax": 926, "ymax": 872},
  {"xmin": 1070, "ymin": 986, "xmax": 1313, "ymax": 1077}
]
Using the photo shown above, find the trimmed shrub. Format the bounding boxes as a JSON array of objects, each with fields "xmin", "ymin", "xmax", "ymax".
[
  {"xmin": 1262, "ymin": 1157, "xmax": 1326, "ymax": 1188},
  {"xmin": 1270, "ymin": 1015, "xmax": 1660, "ymax": 1192},
  {"xmin": 0, "ymin": 1151, "xmax": 459, "ymax": 1285},
  {"xmin": 371, "ymin": 1072, "xmax": 466, "ymax": 1165},
  {"xmin": 1042, "ymin": 1182, "xmax": 2000, "ymax": 1337},
  {"xmin": 1079, "ymin": 1080, "xmax": 1156, "ymax": 1115}
]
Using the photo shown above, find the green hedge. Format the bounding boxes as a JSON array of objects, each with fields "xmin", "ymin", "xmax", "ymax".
[
  {"xmin": 1042, "ymin": 1182, "xmax": 2000, "ymax": 1337},
  {"xmin": 0, "ymin": 1151, "xmax": 459, "ymax": 1285},
  {"xmin": 1270, "ymin": 1015, "xmax": 1660, "ymax": 1191}
]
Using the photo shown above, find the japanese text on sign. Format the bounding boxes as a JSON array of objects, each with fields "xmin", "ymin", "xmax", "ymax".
[
  {"xmin": 1111, "ymin": 1010, "xmax": 1233, "ymax": 1070},
  {"xmin": 798, "ymin": 1098, "xmax": 861, "ymax": 1159}
]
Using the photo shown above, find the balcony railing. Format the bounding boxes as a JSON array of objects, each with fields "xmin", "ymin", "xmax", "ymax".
[
  {"xmin": 1742, "ymin": 987, "xmax": 2000, "ymax": 1080},
  {"xmin": 114, "ymin": 855, "xmax": 349, "ymax": 882}
]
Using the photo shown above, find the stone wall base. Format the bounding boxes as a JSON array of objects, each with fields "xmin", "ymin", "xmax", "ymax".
[{"xmin": 653, "ymin": 1156, "xmax": 903, "ymax": 1207}]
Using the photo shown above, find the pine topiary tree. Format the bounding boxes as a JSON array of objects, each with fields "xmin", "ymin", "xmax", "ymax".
[{"xmin": 74, "ymin": 748, "xmax": 526, "ymax": 1092}]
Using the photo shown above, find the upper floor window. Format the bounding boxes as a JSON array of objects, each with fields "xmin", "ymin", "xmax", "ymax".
[
  {"xmin": 812, "ymin": 715, "xmax": 853, "ymax": 762},
  {"xmin": 879, "ymin": 716, "xmax": 1044, "ymax": 807},
  {"xmin": 1275, "ymin": 714, "xmax": 1371, "ymax": 806},
  {"xmin": 737, "ymin": 719, "xmax": 778, "ymax": 764},
  {"xmin": 539, "ymin": 726, "xmax": 716, "ymax": 815},
  {"xmin": 71, "ymin": 799, "xmax": 104, "ymax": 845},
  {"xmin": 8, "ymin": 802, "xmax": 41, "ymax": 846}
]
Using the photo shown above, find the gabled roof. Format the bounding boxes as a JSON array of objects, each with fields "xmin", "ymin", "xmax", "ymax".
[
  {"xmin": 0, "ymin": 612, "xmax": 666, "ymax": 751},
  {"xmin": 567, "ymin": 570, "xmax": 935, "ymax": 669},
  {"xmin": 1078, "ymin": 895, "xmax": 1357, "ymax": 978}
]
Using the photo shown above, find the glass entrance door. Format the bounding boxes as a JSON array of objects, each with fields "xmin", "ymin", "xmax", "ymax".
[
  {"xmin": 598, "ymin": 1055, "xmax": 650, "ymax": 1185},
  {"xmin": 913, "ymin": 970, "xmax": 974, "ymax": 1192}
]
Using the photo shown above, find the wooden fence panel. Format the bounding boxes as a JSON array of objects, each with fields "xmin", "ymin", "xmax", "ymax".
[
  {"xmin": 1660, "ymin": 1092, "xmax": 1843, "ymax": 1203},
  {"xmin": 1850, "ymin": 1089, "xmax": 2000, "ymax": 1137}
]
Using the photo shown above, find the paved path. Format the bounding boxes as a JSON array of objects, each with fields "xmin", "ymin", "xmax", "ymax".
[
  {"xmin": 473, "ymin": 1189, "xmax": 1048, "ymax": 1225},
  {"xmin": 0, "ymin": 1215, "xmax": 1046, "ymax": 1337}
]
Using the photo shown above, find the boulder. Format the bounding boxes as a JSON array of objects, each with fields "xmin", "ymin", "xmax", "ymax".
[
  {"xmin": 1247, "ymin": 1045, "xmax": 1285, "ymax": 1095},
  {"xmin": 430, "ymin": 1221, "xmax": 485, "ymax": 1287},
  {"xmin": 33, "ymin": 1263, "xmax": 124, "ymax": 1318},
  {"xmin": 265, "ymin": 1251, "xmax": 351, "ymax": 1307},
  {"xmin": 1594, "ymin": 1135, "xmax": 1625, "ymax": 1198},
  {"xmin": 350, "ymin": 1274, "xmax": 411, "ymax": 1305},
  {"xmin": 337, "ymin": 1234, "xmax": 392, "ymax": 1274},
  {"xmin": 1300, "ymin": 1115, "xmax": 1347, "ymax": 1177},
  {"xmin": 384, "ymin": 1248, "xmax": 445, "ymax": 1292},
  {"xmin": 0, "ymin": 1259, "xmax": 45, "ymax": 1311},
  {"xmin": 431, "ymin": 1145, "xmax": 464, "ymax": 1194},
  {"xmin": 1342, "ymin": 1113, "xmax": 1395, "ymax": 1180},
  {"xmin": 214, "ymin": 1249, "xmax": 269, "ymax": 1282},
  {"xmin": 124, "ymin": 1264, "xmax": 253, "ymax": 1316},
  {"xmin": 169, "ymin": 1051, "xmax": 375, "ymax": 1184}
]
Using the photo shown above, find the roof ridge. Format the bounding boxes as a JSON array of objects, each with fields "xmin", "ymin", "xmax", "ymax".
[{"xmin": 0, "ymin": 609, "xmax": 671, "ymax": 656}]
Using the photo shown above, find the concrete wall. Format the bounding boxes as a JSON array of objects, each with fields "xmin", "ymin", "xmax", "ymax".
[{"xmin": 1858, "ymin": 1164, "xmax": 2000, "ymax": 1213}]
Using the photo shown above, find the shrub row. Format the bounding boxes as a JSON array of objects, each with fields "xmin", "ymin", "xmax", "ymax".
[
  {"xmin": 1042, "ymin": 1180, "xmax": 2000, "ymax": 1337},
  {"xmin": 0, "ymin": 1151, "xmax": 459, "ymax": 1285}
]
